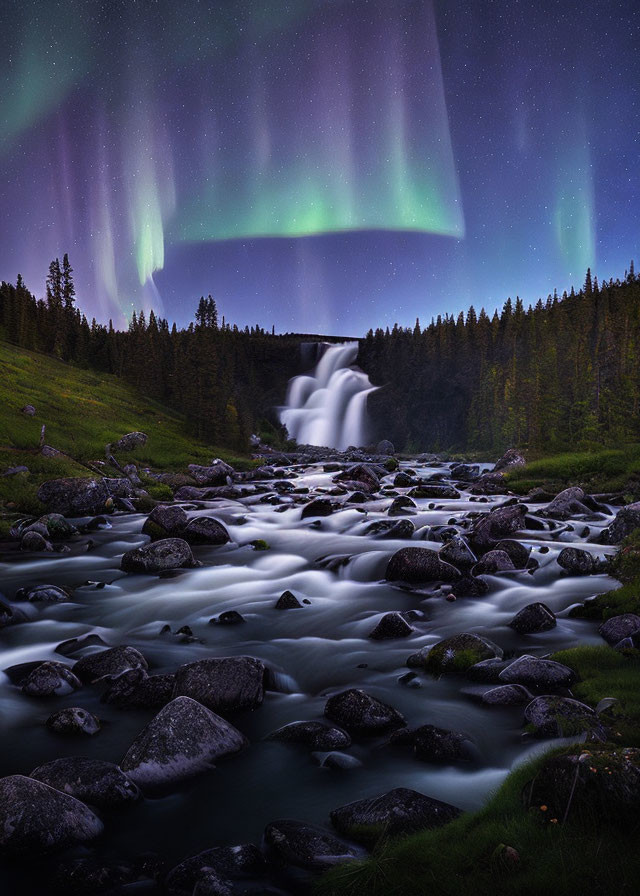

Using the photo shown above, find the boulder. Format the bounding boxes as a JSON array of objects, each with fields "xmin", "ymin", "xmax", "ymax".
[
  {"xmin": 493, "ymin": 449, "xmax": 526, "ymax": 472},
  {"xmin": 20, "ymin": 530, "xmax": 53, "ymax": 552},
  {"xmin": 410, "ymin": 632, "xmax": 502, "ymax": 675},
  {"xmin": 111, "ymin": 431, "xmax": 148, "ymax": 452},
  {"xmin": 557, "ymin": 547, "xmax": 597, "ymax": 575},
  {"xmin": 172, "ymin": 656, "xmax": 266, "ymax": 712},
  {"xmin": 522, "ymin": 748, "xmax": 640, "ymax": 823},
  {"xmin": 165, "ymin": 844, "xmax": 265, "ymax": 896},
  {"xmin": 182, "ymin": 517, "xmax": 230, "ymax": 546},
  {"xmin": 466, "ymin": 658, "xmax": 513, "ymax": 682},
  {"xmin": 391, "ymin": 724, "xmax": 474, "ymax": 762},
  {"xmin": 73, "ymin": 645, "xmax": 148, "ymax": 683},
  {"xmin": 264, "ymin": 819, "xmax": 362, "ymax": 872},
  {"xmin": 212, "ymin": 610, "xmax": 246, "ymax": 625},
  {"xmin": 544, "ymin": 487, "xmax": 592, "ymax": 520},
  {"xmin": 388, "ymin": 496, "xmax": 416, "ymax": 515},
  {"xmin": 46, "ymin": 707, "xmax": 101, "ymax": 736},
  {"xmin": 407, "ymin": 484, "xmax": 461, "ymax": 499},
  {"xmin": 324, "ymin": 688, "xmax": 405, "ymax": 737},
  {"xmin": 368, "ymin": 612, "xmax": 414, "ymax": 640},
  {"xmin": 524, "ymin": 695, "xmax": 607, "ymax": 740},
  {"xmin": 120, "ymin": 696, "xmax": 247, "ymax": 788},
  {"xmin": 509, "ymin": 602, "xmax": 557, "ymax": 634},
  {"xmin": 494, "ymin": 539, "xmax": 531, "ymax": 568},
  {"xmin": 187, "ymin": 460, "xmax": 234, "ymax": 486},
  {"xmin": 473, "ymin": 549, "xmax": 515, "ymax": 574},
  {"xmin": 499, "ymin": 655, "xmax": 576, "ymax": 689},
  {"xmin": 600, "ymin": 502, "xmax": 640, "ymax": 544},
  {"xmin": 376, "ymin": 440, "xmax": 395, "ymax": 455},
  {"xmin": 385, "ymin": 547, "xmax": 461, "ymax": 584},
  {"xmin": 470, "ymin": 504, "xmax": 527, "ymax": 550},
  {"xmin": 142, "ymin": 504, "xmax": 188, "ymax": 539},
  {"xmin": 174, "ymin": 485, "xmax": 242, "ymax": 501},
  {"xmin": 276, "ymin": 590, "xmax": 303, "ymax": 609},
  {"xmin": 0, "ymin": 775, "xmax": 103, "ymax": 853},
  {"xmin": 450, "ymin": 575, "xmax": 490, "ymax": 597},
  {"xmin": 30, "ymin": 757, "xmax": 140, "ymax": 808},
  {"xmin": 438, "ymin": 536, "xmax": 477, "ymax": 571},
  {"xmin": 37, "ymin": 478, "xmax": 109, "ymax": 516},
  {"xmin": 101, "ymin": 669, "xmax": 175, "ymax": 709},
  {"xmin": 267, "ymin": 721, "xmax": 351, "ymax": 751},
  {"xmin": 599, "ymin": 614, "xmax": 640, "ymax": 646},
  {"xmin": 16, "ymin": 583, "xmax": 71, "ymax": 603},
  {"xmin": 301, "ymin": 498, "xmax": 334, "ymax": 519},
  {"xmin": 21, "ymin": 661, "xmax": 81, "ymax": 697},
  {"xmin": 121, "ymin": 537, "xmax": 199, "ymax": 573},
  {"xmin": 481, "ymin": 684, "xmax": 533, "ymax": 706},
  {"xmin": 334, "ymin": 463, "xmax": 381, "ymax": 492},
  {"xmin": 330, "ymin": 787, "xmax": 460, "ymax": 847},
  {"xmin": 0, "ymin": 598, "xmax": 29, "ymax": 628}
]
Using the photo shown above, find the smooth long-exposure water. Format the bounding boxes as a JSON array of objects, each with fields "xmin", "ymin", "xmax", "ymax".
[{"xmin": 0, "ymin": 455, "xmax": 619, "ymax": 892}]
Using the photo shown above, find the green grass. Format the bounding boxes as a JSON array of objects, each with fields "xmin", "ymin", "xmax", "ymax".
[
  {"xmin": 505, "ymin": 445, "xmax": 640, "ymax": 496},
  {"xmin": 317, "ymin": 748, "xmax": 640, "ymax": 896},
  {"xmin": 0, "ymin": 340, "xmax": 254, "ymax": 519},
  {"xmin": 569, "ymin": 581, "xmax": 640, "ymax": 621}
]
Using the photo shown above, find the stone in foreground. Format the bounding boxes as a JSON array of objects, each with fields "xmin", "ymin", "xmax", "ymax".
[
  {"xmin": 385, "ymin": 547, "xmax": 461, "ymax": 584},
  {"xmin": 172, "ymin": 656, "xmax": 266, "ymax": 713},
  {"xmin": 120, "ymin": 696, "xmax": 247, "ymax": 788},
  {"xmin": 121, "ymin": 537, "xmax": 199, "ymax": 573},
  {"xmin": 524, "ymin": 695, "xmax": 607, "ymax": 740},
  {"xmin": 0, "ymin": 774, "xmax": 103, "ymax": 853},
  {"xmin": 499, "ymin": 655, "xmax": 576, "ymax": 690},
  {"xmin": 30, "ymin": 757, "xmax": 140, "ymax": 808},
  {"xmin": 330, "ymin": 787, "xmax": 460, "ymax": 847},
  {"xmin": 264, "ymin": 819, "xmax": 362, "ymax": 872},
  {"xmin": 324, "ymin": 688, "xmax": 405, "ymax": 737}
]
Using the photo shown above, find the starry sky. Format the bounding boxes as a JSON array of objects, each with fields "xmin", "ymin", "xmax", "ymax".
[{"xmin": 1, "ymin": 0, "xmax": 638, "ymax": 335}]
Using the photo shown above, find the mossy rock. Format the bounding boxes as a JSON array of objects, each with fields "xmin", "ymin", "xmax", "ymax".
[{"xmin": 410, "ymin": 632, "xmax": 502, "ymax": 675}]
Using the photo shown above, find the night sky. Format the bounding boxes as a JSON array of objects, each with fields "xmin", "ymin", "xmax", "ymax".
[{"xmin": 1, "ymin": 0, "xmax": 638, "ymax": 335}]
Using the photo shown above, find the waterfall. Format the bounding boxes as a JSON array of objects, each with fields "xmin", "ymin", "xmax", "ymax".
[{"xmin": 279, "ymin": 342, "xmax": 377, "ymax": 450}]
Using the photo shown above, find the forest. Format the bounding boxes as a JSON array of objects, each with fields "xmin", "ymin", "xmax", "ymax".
[{"xmin": 1, "ymin": 258, "xmax": 639, "ymax": 455}]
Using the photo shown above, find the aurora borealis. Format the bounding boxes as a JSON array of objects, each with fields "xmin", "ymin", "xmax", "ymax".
[{"xmin": 1, "ymin": 0, "xmax": 639, "ymax": 334}]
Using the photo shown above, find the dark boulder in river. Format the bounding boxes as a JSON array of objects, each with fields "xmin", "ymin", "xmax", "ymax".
[
  {"xmin": 499, "ymin": 655, "xmax": 576, "ymax": 690},
  {"xmin": 599, "ymin": 501, "xmax": 640, "ymax": 544},
  {"xmin": 142, "ymin": 504, "xmax": 188, "ymax": 539},
  {"xmin": 557, "ymin": 546, "xmax": 597, "ymax": 575},
  {"xmin": 264, "ymin": 819, "xmax": 363, "ymax": 872},
  {"xmin": 101, "ymin": 668, "xmax": 175, "ymax": 709},
  {"xmin": 73, "ymin": 645, "xmax": 148, "ymax": 683},
  {"xmin": 120, "ymin": 696, "xmax": 247, "ymax": 788},
  {"xmin": 330, "ymin": 787, "xmax": 460, "ymax": 847},
  {"xmin": 492, "ymin": 448, "xmax": 526, "ymax": 472},
  {"xmin": 470, "ymin": 504, "xmax": 527, "ymax": 550},
  {"xmin": 46, "ymin": 706, "xmax": 101, "ymax": 736},
  {"xmin": 598, "ymin": 613, "xmax": 640, "ymax": 646},
  {"xmin": 21, "ymin": 660, "xmax": 82, "ymax": 697},
  {"xmin": 386, "ymin": 547, "xmax": 461, "ymax": 584},
  {"xmin": 30, "ymin": 757, "xmax": 140, "ymax": 808},
  {"xmin": 509, "ymin": 602, "xmax": 556, "ymax": 634},
  {"xmin": 0, "ymin": 774, "xmax": 103, "ymax": 853},
  {"xmin": 182, "ymin": 516, "xmax": 230, "ymax": 546},
  {"xmin": 37, "ymin": 477, "xmax": 109, "ymax": 516},
  {"xmin": 524, "ymin": 696, "xmax": 607, "ymax": 740},
  {"xmin": 324, "ymin": 688, "xmax": 405, "ymax": 737},
  {"xmin": 172, "ymin": 656, "xmax": 266, "ymax": 713},
  {"xmin": 165, "ymin": 843, "xmax": 266, "ymax": 896},
  {"xmin": 368, "ymin": 612, "xmax": 414, "ymax": 640},
  {"xmin": 121, "ymin": 537, "xmax": 199, "ymax": 573},
  {"xmin": 267, "ymin": 720, "xmax": 351, "ymax": 751}
]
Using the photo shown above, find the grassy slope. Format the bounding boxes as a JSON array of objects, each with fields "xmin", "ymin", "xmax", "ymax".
[
  {"xmin": 505, "ymin": 446, "xmax": 640, "ymax": 496},
  {"xmin": 0, "ymin": 340, "xmax": 253, "ymax": 518}
]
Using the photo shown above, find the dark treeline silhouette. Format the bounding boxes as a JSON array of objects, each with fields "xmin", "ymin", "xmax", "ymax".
[
  {"xmin": 2, "ymin": 258, "xmax": 640, "ymax": 453},
  {"xmin": 361, "ymin": 264, "xmax": 640, "ymax": 453},
  {"xmin": 0, "ymin": 265, "xmax": 302, "ymax": 450}
]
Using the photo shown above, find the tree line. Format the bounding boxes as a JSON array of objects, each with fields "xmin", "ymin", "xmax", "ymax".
[{"xmin": 360, "ymin": 264, "xmax": 640, "ymax": 453}]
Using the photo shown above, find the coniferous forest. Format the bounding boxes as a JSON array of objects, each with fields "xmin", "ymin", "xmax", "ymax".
[{"xmin": 1, "ymin": 259, "xmax": 639, "ymax": 455}]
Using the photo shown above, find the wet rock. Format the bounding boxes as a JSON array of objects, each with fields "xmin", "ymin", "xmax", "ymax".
[
  {"xmin": 142, "ymin": 504, "xmax": 188, "ymax": 539},
  {"xmin": 600, "ymin": 501, "xmax": 640, "ymax": 544},
  {"xmin": 394, "ymin": 471, "xmax": 415, "ymax": 487},
  {"xmin": 121, "ymin": 537, "xmax": 199, "ymax": 573},
  {"xmin": 450, "ymin": 575, "xmax": 490, "ymax": 597},
  {"xmin": 466, "ymin": 658, "xmax": 512, "ymax": 683},
  {"xmin": 376, "ymin": 440, "xmax": 395, "ymax": 455},
  {"xmin": 121, "ymin": 696, "xmax": 247, "ymax": 788},
  {"xmin": 73, "ymin": 645, "xmax": 148, "ymax": 683},
  {"xmin": 173, "ymin": 655, "xmax": 266, "ymax": 712},
  {"xmin": 324, "ymin": 688, "xmax": 405, "ymax": 737},
  {"xmin": 368, "ymin": 612, "xmax": 414, "ymax": 640},
  {"xmin": 101, "ymin": 668, "xmax": 175, "ymax": 709},
  {"xmin": 494, "ymin": 539, "xmax": 531, "ymax": 568},
  {"xmin": 481, "ymin": 684, "xmax": 533, "ymax": 705},
  {"xmin": 599, "ymin": 614, "xmax": 640, "ymax": 646},
  {"xmin": 407, "ymin": 484, "xmax": 461, "ymax": 499},
  {"xmin": 187, "ymin": 459, "xmax": 235, "ymax": 486},
  {"xmin": 276, "ymin": 590, "xmax": 303, "ymax": 609},
  {"xmin": 0, "ymin": 775, "xmax": 103, "ymax": 853},
  {"xmin": 493, "ymin": 448, "xmax": 526, "ymax": 472},
  {"xmin": 557, "ymin": 547, "xmax": 597, "ymax": 575},
  {"xmin": 391, "ymin": 724, "xmax": 474, "ymax": 762},
  {"xmin": 334, "ymin": 463, "xmax": 381, "ymax": 492},
  {"xmin": 212, "ymin": 610, "xmax": 246, "ymax": 625},
  {"xmin": 522, "ymin": 748, "xmax": 640, "ymax": 822},
  {"xmin": 37, "ymin": 478, "xmax": 109, "ymax": 516},
  {"xmin": 46, "ymin": 707, "xmax": 101, "ymax": 736},
  {"xmin": 450, "ymin": 462, "xmax": 480, "ymax": 480},
  {"xmin": 388, "ymin": 496, "xmax": 416, "ymax": 515},
  {"xmin": 499, "ymin": 655, "xmax": 576, "ymax": 690},
  {"xmin": 524, "ymin": 695, "xmax": 607, "ymax": 740},
  {"xmin": 301, "ymin": 498, "xmax": 334, "ymax": 519},
  {"xmin": 315, "ymin": 751, "xmax": 362, "ymax": 770},
  {"xmin": 544, "ymin": 486, "xmax": 591, "ymax": 520},
  {"xmin": 22, "ymin": 661, "xmax": 82, "ymax": 697},
  {"xmin": 267, "ymin": 721, "xmax": 351, "ymax": 750},
  {"xmin": 111, "ymin": 431, "xmax": 148, "ymax": 452},
  {"xmin": 473, "ymin": 549, "xmax": 516, "ymax": 574},
  {"xmin": 52, "ymin": 856, "xmax": 159, "ymax": 895},
  {"xmin": 183, "ymin": 516, "xmax": 231, "ymax": 546},
  {"xmin": 438, "ymin": 536, "xmax": 477, "ymax": 571},
  {"xmin": 264, "ymin": 819, "xmax": 362, "ymax": 873},
  {"xmin": 410, "ymin": 632, "xmax": 502, "ymax": 675},
  {"xmin": 30, "ymin": 757, "xmax": 140, "ymax": 808},
  {"xmin": 16, "ymin": 583, "xmax": 71, "ymax": 603},
  {"xmin": 470, "ymin": 504, "xmax": 527, "ymax": 550},
  {"xmin": 509, "ymin": 602, "xmax": 557, "ymax": 634},
  {"xmin": 330, "ymin": 787, "xmax": 460, "ymax": 848},
  {"xmin": 20, "ymin": 530, "xmax": 54, "ymax": 552},
  {"xmin": 55, "ymin": 633, "xmax": 109, "ymax": 657},
  {"xmin": 386, "ymin": 547, "xmax": 461, "ymax": 584},
  {"xmin": 165, "ymin": 843, "xmax": 265, "ymax": 896},
  {"xmin": 0, "ymin": 597, "xmax": 29, "ymax": 628},
  {"xmin": 470, "ymin": 472, "xmax": 507, "ymax": 495}
]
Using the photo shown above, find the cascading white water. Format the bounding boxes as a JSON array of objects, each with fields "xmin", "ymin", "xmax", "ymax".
[{"xmin": 280, "ymin": 342, "xmax": 377, "ymax": 449}]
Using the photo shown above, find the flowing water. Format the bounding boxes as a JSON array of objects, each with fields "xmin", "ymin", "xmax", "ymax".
[
  {"xmin": 0, "ymin": 456, "xmax": 620, "ymax": 891},
  {"xmin": 279, "ymin": 342, "xmax": 377, "ymax": 449}
]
